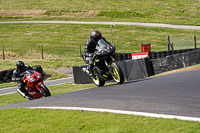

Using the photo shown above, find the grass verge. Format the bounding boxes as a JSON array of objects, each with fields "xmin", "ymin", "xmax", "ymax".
[
  {"xmin": 0, "ymin": 0, "xmax": 199, "ymax": 26},
  {"xmin": 0, "ymin": 23, "xmax": 199, "ymax": 71},
  {"xmin": 1, "ymin": 108, "xmax": 200, "ymax": 133}
]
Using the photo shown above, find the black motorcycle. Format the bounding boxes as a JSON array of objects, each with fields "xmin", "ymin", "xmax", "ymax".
[{"xmin": 82, "ymin": 39, "xmax": 124, "ymax": 87}]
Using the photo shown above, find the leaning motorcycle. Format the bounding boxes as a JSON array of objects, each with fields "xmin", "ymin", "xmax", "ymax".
[
  {"xmin": 17, "ymin": 70, "xmax": 51, "ymax": 100},
  {"xmin": 82, "ymin": 39, "xmax": 124, "ymax": 87}
]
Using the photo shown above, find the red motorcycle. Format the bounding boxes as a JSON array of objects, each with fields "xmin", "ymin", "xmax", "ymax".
[{"xmin": 17, "ymin": 69, "xmax": 51, "ymax": 100}]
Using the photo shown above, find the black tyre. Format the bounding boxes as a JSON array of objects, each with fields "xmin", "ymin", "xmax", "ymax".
[
  {"xmin": 156, "ymin": 52, "xmax": 161, "ymax": 59},
  {"xmin": 123, "ymin": 53, "xmax": 128, "ymax": 60},
  {"xmin": 172, "ymin": 50, "xmax": 177, "ymax": 55},
  {"xmin": 91, "ymin": 75, "xmax": 105, "ymax": 87},
  {"xmin": 151, "ymin": 52, "xmax": 156, "ymax": 59},
  {"xmin": 110, "ymin": 62, "xmax": 124, "ymax": 84},
  {"xmin": 166, "ymin": 50, "xmax": 172, "ymax": 56},
  {"xmin": 0, "ymin": 76, "xmax": 3, "ymax": 82},
  {"xmin": 39, "ymin": 83, "xmax": 51, "ymax": 97},
  {"xmin": 128, "ymin": 53, "xmax": 132, "ymax": 60},
  {"xmin": 118, "ymin": 53, "xmax": 123, "ymax": 61},
  {"xmin": 0, "ymin": 70, "xmax": 7, "ymax": 77},
  {"xmin": 3, "ymin": 77, "xmax": 8, "ymax": 82},
  {"xmin": 114, "ymin": 53, "xmax": 118, "ymax": 61},
  {"xmin": 161, "ymin": 51, "xmax": 167, "ymax": 58}
]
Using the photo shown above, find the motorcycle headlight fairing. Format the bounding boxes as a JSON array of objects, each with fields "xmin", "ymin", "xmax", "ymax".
[
  {"xmin": 29, "ymin": 78, "xmax": 35, "ymax": 82},
  {"xmin": 36, "ymin": 73, "xmax": 41, "ymax": 78}
]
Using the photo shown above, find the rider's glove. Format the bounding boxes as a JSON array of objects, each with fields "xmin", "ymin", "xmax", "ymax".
[
  {"xmin": 88, "ymin": 53, "xmax": 95, "ymax": 57},
  {"xmin": 20, "ymin": 75, "xmax": 26, "ymax": 81}
]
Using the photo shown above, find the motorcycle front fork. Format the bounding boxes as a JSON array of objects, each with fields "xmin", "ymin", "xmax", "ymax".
[
  {"xmin": 104, "ymin": 56, "xmax": 115, "ymax": 76},
  {"xmin": 34, "ymin": 84, "xmax": 43, "ymax": 95},
  {"xmin": 104, "ymin": 55, "xmax": 115, "ymax": 67}
]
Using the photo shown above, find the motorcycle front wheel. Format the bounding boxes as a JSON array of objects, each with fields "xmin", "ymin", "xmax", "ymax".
[
  {"xmin": 110, "ymin": 62, "xmax": 124, "ymax": 84},
  {"xmin": 91, "ymin": 76, "xmax": 105, "ymax": 87},
  {"xmin": 39, "ymin": 83, "xmax": 51, "ymax": 97}
]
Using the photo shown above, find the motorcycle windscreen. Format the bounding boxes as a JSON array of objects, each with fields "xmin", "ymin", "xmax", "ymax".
[
  {"xmin": 96, "ymin": 39, "xmax": 115, "ymax": 56},
  {"xmin": 25, "ymin": 70, "xmax": 34, "ymax": 76}
]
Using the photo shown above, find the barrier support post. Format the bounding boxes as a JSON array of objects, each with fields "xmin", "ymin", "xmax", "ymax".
[
  {"xmin": 2, "ymin": 44, "xmax": 5, "ymax": 60},
  {"xmin": 79, "ymin": 45, "xmax": 81, "ymax": 58},
  {"xmin": 194, "ymin": 35, "xmax": 197, "ymax": 49},
  {"xmin": 41, "ymin": 44, "xmax": 44, "ymax": 60},
  {"xmin": 167, "ymin": 36, "xmax": 170, "ymax": 50}
]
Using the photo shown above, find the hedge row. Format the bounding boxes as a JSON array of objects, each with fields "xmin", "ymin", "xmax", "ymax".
[{"xmin": 0, "ymin": 65, "xmax": 43, "ymax": 83}]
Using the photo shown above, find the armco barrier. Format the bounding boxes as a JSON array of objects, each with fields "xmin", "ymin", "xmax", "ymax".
[
  {"xmin": 125, "ymin": 59, "xmax": 149, "ymax": 81},
  {"xmin": 148, "ymin": 48, "xmax": 197, "ymax": 60},
  {"xmin": 0, "ymin": 65, "xmax": 44, "ymax": 83},
  {"xmin": 72, "ymin": 65, "xmax": 92, "ymax": 84},
  {"xmin": 115, "ymin": 53, "xmax": 132, "ymax": 61},
  {"xmin": 115, "ymin": 48, "xmax": 197, "ymax": 61},
  {"xmin": 116, "ymin": 61, "xmax": 128, "ymax": 81},
  {"xmin": 151, "ymin": 49, "xmax": 200, "ymax": 74}
]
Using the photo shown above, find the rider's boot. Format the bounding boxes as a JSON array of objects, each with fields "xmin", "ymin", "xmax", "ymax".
[
  {"xmin": 82, "ymin": 65, "xmax": 93, "ymax": 76},
  {"xmin": 88, "ymin": 64, "xmax": 94, "ymax": 76},
  {"xmin": 17, "ymin": 89, "xmax": 33, "ymax": 100},
  {"xmin": 24, "ymin": 92, "xmax": 33, "ymax": 100}
]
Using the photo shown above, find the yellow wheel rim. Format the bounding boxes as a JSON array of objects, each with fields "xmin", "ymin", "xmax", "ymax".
[{"xmin": 111, "ymin": 65, "xmax": 120, "ymax": 82}]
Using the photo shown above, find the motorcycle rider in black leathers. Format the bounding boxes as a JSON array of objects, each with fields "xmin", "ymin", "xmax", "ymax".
[
  {"xmin": 82, "ymin": 30, "xmax": 111, "ymax": 75},
  {"xmin": 12, "ymin": 61, "xmax": 33, "ymax": 100}
]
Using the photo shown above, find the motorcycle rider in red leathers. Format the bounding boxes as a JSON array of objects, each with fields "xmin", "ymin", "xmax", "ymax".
[{"xmin": 12, "ymin": 61, "xmax": 33, "ymax": 100}]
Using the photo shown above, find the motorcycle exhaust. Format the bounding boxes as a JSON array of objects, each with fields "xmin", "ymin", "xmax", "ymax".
[{"xmin": 82, "ymin": 67, "xmax": 90, "ymax": 76}]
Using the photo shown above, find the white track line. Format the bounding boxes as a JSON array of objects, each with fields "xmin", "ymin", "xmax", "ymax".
[
  {"xmin": 29, "ymin": 106, "xmax": 200, "ymax": 122},
  {"xmin": 0, "ymin": 21, "xmax": 200, "ymax": 30},
  {"xmin": 0, "ymin": 91, "xmax": 16, "ymax": 96}
]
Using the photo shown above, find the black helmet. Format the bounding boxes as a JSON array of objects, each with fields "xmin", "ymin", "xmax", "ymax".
[
  {"xmin": 90, "ymin": 30, "xmax": 102, "ymax": 42},
  {"xmin": 16, "ymin": 61, "xmax": 25, "ymax": 70}
]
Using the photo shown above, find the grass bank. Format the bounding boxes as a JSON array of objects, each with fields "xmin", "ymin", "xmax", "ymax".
[
  {"xmin": 0, "ymin": 23, "xmax": 199, "ymax": 70},
  {"xmin": 0, "ymin": 0, "xmax": 200, "ymax": 26},
  {"xmin": 1, "ymin": 108, "xmax": 200, "ymax": 133}
]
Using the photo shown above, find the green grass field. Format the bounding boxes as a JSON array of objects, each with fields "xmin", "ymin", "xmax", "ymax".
[
  {"xmin": 0, "ymin": 0, "xmax": 200, "ymax": 132},
  {"xmin": 0, "ymin": 23, "xmax": 199, "ymax": 71},
  {"xmin": 1, "ymin": 108, "xmax": 200, "ymax": 133},
  {"xmin": 0, "ymin": 0, "xmax": 200, "ymax": 26}
]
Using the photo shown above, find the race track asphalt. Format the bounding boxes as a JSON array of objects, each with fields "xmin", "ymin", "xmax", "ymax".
[{"xmin": 1, "ymin": 69, "xmax": 200, "ymax": 119}]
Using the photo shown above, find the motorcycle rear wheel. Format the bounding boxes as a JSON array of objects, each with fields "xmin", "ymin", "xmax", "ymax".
[
  {"xmin": 111, "ymin": 62, "xmax": 124, "ymax": 84},
  {"xmin": 91, "ymin": 76, "xmax": 105, "ymax": 87},
  {"xmin": 39, "ymin": 83, "xmax": 51, "ymax": 97}
]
